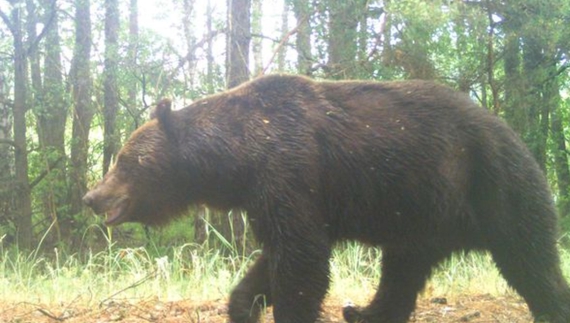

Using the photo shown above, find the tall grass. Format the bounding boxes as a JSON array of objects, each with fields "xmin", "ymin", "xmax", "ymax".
[
  {"xmin": 0, "ymin": 242, "xmax": 251, "ymax": 306},
  {"xmin": 329, "ymin": 246, "xmax": 508, "ymax": 304},
  {"xmin": 1, "ymin": 239, "xmax": 569, "ymax": 308}
]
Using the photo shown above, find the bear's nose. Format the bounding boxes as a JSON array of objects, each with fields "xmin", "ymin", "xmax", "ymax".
[{"xmin": 82, "ymin": 192, "xmax": 95, "ymax": 208}]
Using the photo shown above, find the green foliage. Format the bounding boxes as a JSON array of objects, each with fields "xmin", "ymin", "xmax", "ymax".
[
  {"xmin": 1, "ymin": 0, "xmax": 570, "ymax": 252},
  {"xmin": 2, "ymin": 240, "xmax": 568, "ymax": 308}
]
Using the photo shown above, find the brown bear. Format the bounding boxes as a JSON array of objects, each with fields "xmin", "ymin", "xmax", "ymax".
[{"xmin": 83, "ymin": 74, "xmax": 570, "ymax": 323}]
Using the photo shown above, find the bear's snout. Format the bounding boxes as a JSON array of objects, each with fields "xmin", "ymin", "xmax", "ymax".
[
  {"xmin": 82, "ymin": 191, "xmax": 98, "ymax": 211},
  {"xmin": 82, "ymin": 189, "xmax": 110, "ymax": 215},
  {"xmin": 82, "ymin": 183, "xmax": 131, "ymax": 225}
]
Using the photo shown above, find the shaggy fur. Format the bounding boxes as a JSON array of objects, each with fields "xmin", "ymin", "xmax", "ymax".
[{"xmin": 83, "ymin": 75, "xmax": 570, "ymax": 323}]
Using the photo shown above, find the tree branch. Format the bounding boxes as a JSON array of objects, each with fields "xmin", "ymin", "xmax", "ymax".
[
  {"xmin": 176, "ymin": 28, "xmax": 226, "ymax": 71},
  {"xmin": 554, "ymin": 63, "xmax": 570, "ymax": 78},
  {"xmin": 0, "ymin": 7, "xmax": 15, "ymax": 36},
  {"xmin": 0, "ymin": 138, "xmax": 17, "ymax": 148},
  {"xmin": 29, "ymin": 156, "xmax": 64, "ymax": 190},
  {"xmin": 26, "ymin": 0, "xmax": 58, "ymax": 56},
  {"xmin": 251, "ymin": 33, "xmax": 295, "ymax": 48},
  {"xmin": 260, "ymin": 15, "xmax": 308, "ymax": 76}
]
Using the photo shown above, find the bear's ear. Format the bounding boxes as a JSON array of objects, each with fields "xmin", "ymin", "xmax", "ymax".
[
  {"xmin": 151, "ymin": 98, "xmax": 172, "ymax": 121},
  {"xmin": 151, "ymin": 98, "xmax": 177, "ymax": 140}
]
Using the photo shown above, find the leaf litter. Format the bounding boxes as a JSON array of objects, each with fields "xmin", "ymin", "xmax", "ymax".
[{"xmin": 0, "ymin": 294, "xmax": 533, "ymax": 322}]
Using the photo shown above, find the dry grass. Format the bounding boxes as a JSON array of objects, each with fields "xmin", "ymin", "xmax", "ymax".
[{"xmin": 0, "ymin": 243, "xmax": 567, "ymax": 322}]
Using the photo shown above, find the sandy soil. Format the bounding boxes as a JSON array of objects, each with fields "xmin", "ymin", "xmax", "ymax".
[{"xmin": 1, "ymin": 294, "xmax": 533, "ymax": 322}]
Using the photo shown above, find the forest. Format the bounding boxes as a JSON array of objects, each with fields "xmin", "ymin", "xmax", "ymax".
[
  {"xmin": 0, "ymin": 0, "xmax": 568, "ymax": 248},
  {"xmin": 0, "ymin": 0, "xmax": 568, "ymax": 253}
]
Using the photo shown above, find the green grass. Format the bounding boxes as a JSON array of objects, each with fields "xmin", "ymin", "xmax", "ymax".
[
  {"xmin": 1, "ymin": 241, "xmax": 569, "ymax": 308},
  {"xmin": 0, "ymin": 243, "xmax": 248, "ymax": 306}
]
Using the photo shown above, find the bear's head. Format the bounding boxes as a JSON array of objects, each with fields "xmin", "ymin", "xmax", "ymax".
[{"xmin": 83, "ymin": 99, "xmax": 190, "ymax": 226}]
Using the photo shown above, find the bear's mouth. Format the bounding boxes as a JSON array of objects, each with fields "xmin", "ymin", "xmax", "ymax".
[{"xmin": 104, "ymin": 197, "xmax": 130, "ymax": 226}]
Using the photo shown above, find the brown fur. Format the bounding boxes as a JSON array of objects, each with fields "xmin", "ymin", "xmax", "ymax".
[{"xmin": 84, "ymin": 75, "xmax": 570, "ymax": 323}]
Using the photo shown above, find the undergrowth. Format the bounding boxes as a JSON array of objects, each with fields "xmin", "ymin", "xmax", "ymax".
[{"xmin": 1, "ymin": 237, "xmax": 569, "ymax": 308}]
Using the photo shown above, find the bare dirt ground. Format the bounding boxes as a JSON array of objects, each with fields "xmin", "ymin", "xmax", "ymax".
[{"xmin": 1, "ymin": 294, "xmax": 533, "ymax": 322}]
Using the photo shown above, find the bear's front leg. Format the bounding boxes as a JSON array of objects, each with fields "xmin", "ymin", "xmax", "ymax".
[
  {"xmin": 229, "ymin": 254, "xmax": 272, "ymax": 323},
  {"xmin": 268, "ymin": 234, "xmax": 332, "ymax": 323}
]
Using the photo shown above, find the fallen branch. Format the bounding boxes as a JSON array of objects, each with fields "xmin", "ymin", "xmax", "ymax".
[
  {"xmin": 36, "ymin": 308, "xmax": 66, "ymax": 322},
  {"xmin": 99, "ymin": 270, "xmax": 158, "ymax": 308},
  {"xmin": 35, "ymin": 294, "xmax": 91, "ymax": 322}
]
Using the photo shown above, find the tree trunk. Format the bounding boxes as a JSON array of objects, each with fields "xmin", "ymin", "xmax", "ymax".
[
  {"xmin": 327, "ymin": 0, "xmax": 367, "ymax": 79},
  {"xmin": 181, "ymin": 0, "xmax": 197, "ymax": 93},
  {"xmin": 251, "ymin": 0, "xmax": 262, "ymax": 75},
  {"xmin": 0, "ymin": 70, "xmax": 14, "ymax": 243},
  {"xmin": 193, "ymin": 0, "xmax": 218, "ymax": 245},
  {"xmin": 36, "ymin": 0, "xmax": 69, "ymax": 242},
  {"xmin": 126, "ymin": 0, "xmax": 140, "ymax": 134},
  {"xmin": 194, "ymin": 206, "xmax": 208, "ymax": 245},
  {"xmin": 277, "ymin": 1, "xmax": 288, "ymax": 71},
  {"xmin": 357, "ymin": 1, "xmax": 368, "ymax": 74},
  {"xmin": 380, "ymin": 6, "xmax": 394, "ymax": 78},
  {"xmin": 485, "ymin": 3, "xmax": 499, "ymax": 114},
  {"xmin": 205, "ymin": 0, "xmax": 215, "ymax": 94},
  {"xmin": 221, "ymin": 0, "xmax": 251, "ymax": 251},
  {"xmin": 10, "ymin": 4, "xmax": 33, "ymax": 250},
  {"xmin": 291, "ymin": 0, "xmax": 312, "ymax": 75},
  {"xmin": 103, "ymin": 0, "xmax": 119, "ymax": 175},
  {"xmin": 522, "ymin": 36, "xmax": 548, "ymax": 171},
  {"xmin": 502, "ymin": 33, "xmax": 526, "ymax": 136},
  {"xmin": 0, "ymin": 75, "xmax": 10, "ymax": 175},
  {"xmin": 453, "ymin": 12, "xmax": 471, "ymax": 93},
  {"xmin": 26, "ymin": 0, "xmax": 42, "ymax": 110},
  {"xmin": 226, "ymin": 0, "xmax": 251, "ymax": 88},
  {"xmin": 547, "ymin": 66, "xmax": 570, "ymax": 218},
  {"xmin": 128, "ymin": 0, "xmax": 138, "ymax": 104},
  {"xmin": 69, "ymin": 0, "xmax": 94, "ymax": 219}
]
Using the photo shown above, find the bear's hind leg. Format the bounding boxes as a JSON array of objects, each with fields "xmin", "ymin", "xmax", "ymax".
[
  {"xmin": 228, "ymin": 254, "xmax": 272, "ymax": 323},
  {"xmin": 488, "ymin": 234, "xmax": 570, "ymax": 323},
  {"xmin": 343, "ymin": 247, "xmax": 448, "ymax": 323}
]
